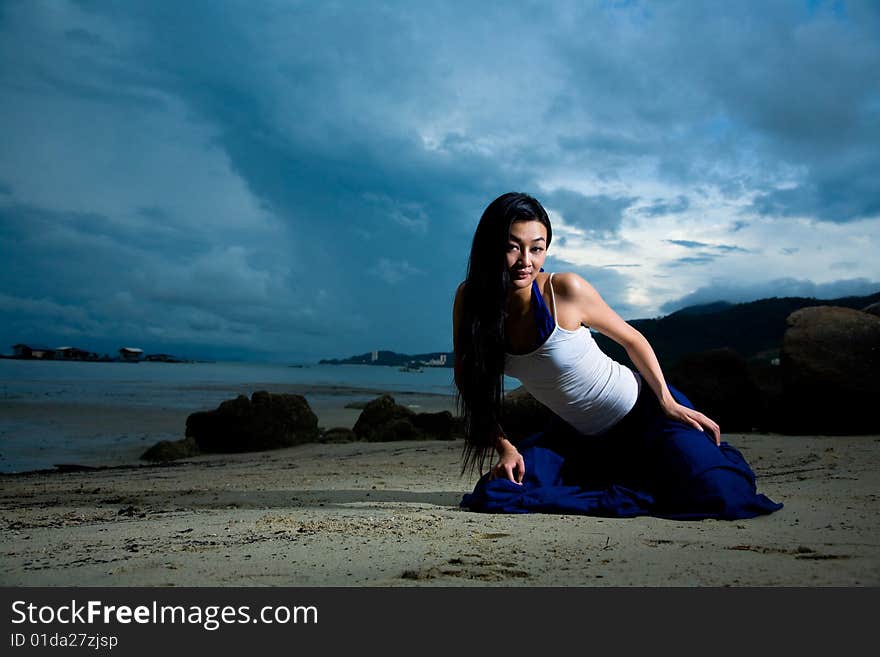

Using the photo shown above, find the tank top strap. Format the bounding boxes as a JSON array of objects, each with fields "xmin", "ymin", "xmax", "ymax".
[{"xmin": 548, "ymin": 272, "xmax": 558, "ymax": 323}]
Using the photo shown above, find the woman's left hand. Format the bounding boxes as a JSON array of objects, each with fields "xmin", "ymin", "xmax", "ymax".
[{"xmin": 661, "ymin": 400, "xmax": 721, "ymax": 446}]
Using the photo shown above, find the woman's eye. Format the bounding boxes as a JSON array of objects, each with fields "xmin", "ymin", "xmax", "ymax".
[
  {"xmin": 531, "ymin": 247, "xmax": 544, "ymax": 253},
  {"xmin": 507, "ymin": 244, "xmax": 519, "ymax": 252}
]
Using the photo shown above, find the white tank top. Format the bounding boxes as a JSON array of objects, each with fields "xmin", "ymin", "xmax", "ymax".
[{"xmin": 504, "ymin": 273, "xmax": 642, "ymax": 436}]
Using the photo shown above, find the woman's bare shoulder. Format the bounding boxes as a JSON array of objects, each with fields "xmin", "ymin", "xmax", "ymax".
[{"xmin": 549, "ymin": 271, "xmax": 594, "ymax": 298}]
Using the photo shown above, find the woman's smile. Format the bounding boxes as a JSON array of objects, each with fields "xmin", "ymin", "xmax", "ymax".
[{"xmin": 506, "ymin": 219, "xmax": 548, "ymax": 288}]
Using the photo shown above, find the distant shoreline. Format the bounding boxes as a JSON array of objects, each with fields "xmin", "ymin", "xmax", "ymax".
[{"xmin": 0, "ymin": 354, "xmax": 208, "ymax": 364}]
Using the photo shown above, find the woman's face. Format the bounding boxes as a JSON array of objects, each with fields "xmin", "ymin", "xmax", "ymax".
[{"xmin": 506, "ymin": 219, "xmax": 548, "ymax": 290}]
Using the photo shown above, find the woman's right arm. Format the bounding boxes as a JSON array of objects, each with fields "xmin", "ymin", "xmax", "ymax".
[
  {"xmin": 453, "ymin": 283, "xmax": 524, "ymax": 484},
  {"xmin": 492, "ymin": 436, "xmax": 525, "ymax": 484}
]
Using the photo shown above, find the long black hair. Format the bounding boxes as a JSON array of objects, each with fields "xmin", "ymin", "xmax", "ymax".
[{"xmin": 455, "ymin": 192, "xmax": 552, "ymax": 475}]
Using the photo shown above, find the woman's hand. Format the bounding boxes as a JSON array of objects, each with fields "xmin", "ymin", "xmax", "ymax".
[
  {"xmin": 489, "ymin": 447, "xmax": 525, "ymax": 484},
  {"xmin": 662, "ymin": 400, "xmax": 721, "ymax": 446}
]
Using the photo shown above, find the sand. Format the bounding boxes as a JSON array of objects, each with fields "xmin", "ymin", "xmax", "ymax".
[{"xmin": 2, "ymin": 426, "xmax": 878, "ymax": 586}]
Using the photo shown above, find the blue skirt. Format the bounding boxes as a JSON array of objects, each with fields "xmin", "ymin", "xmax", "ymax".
[{"xmin": 460, "ymin": 384, "xmax": 783, "ymax": 520}]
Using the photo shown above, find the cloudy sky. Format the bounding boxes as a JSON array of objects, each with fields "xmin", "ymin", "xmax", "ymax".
[{"xmin": 1, "ymin": 0, "xmax": 878, "ymax": 363}]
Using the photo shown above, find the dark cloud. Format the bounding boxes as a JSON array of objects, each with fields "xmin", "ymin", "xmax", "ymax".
[
  {"xmin": 749, "ymin": 171, "xmax": 880, "ymax": 223},
  {"xmin": 669, "ymin": 255, "xmax": 717, "ymax": 266},
  {"xmin": 1, "ymin": 1, "xmax": 877, "ymax": 360},
  {"xmin": 668, "ymin": 240, "xmax": 709, "ymax": 249},
  {"xmin": 63, "ymin": 28, "xmax": 105, "ymax": 48},
  {"xmin": 0, "ymin": 201, "xmax": 341, "ymax": 360},
  {"xmin": 136, "ymin": 206, "xmax": 168, "ymax": 220},
  {"xmin": 552, "ymin": 1, "xmax": 880, "ymax": 222},
  {"xmin": 640, "ymin": 195, "xmax": 690, "ymax": 217},
  {"xmin": 714, "ymin": 244, "xmax": 750, "ymax": 254},
  {"xmin": 667, "ymin": 241, "xmax": 750, "ymax": 255},
  {"xmin": 544, "ymin": 189, "xmax": 638, "ymax": 236}
]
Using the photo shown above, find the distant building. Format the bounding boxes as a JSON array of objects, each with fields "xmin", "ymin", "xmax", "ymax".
[
  {"xmin": 119, "ymin": 347, "xmax": 144, "ymax": 362},
  {"xmin": 55, "ymin": 346, "xmax": 93, "ymax": 360},
  {"xmin": 423, "ymin": 353, "xmax": 447, "ymax": 367},
  {"xmin": 371, "ymin": 350, "xmax": 379, "ymax": 362},
  {"xmin": 12, "ymin": 343, "xmax": 55, "ymax": 359}
]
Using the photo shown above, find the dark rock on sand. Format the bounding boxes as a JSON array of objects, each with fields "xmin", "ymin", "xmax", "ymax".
[
  {"xmin": 746, "ymin": 356, "xmax": 784, "ymax": 429},
  {"xmin": 779, "ymin": 306, "xmax": 880, "ymax": 434},
  {"xmin": 352, "ymin": 394, "xmax": 411, "ymax": 441},
  {"xmin": 862, "ymin": 301, "xmax": 880, "ymax": 318},
  {"xmin": 667, "ymin": 348, "xmax": 766, "ymax": 432},
  {"xmin": 141, "ymin": 436, "xmax": 201, "ymax": 462},
  {"xmin": 186, "ymin": 391, "xmax": 320, "ymax": 453},
  {"xmin": 378, "ymin": 417, "xmax": 420, "ymax": 441},
  {"xmin": 500, "ymin": 386, "xmax": 555, "ymax": 443},
  {"xmin": 352, "ymin": 394, "xmax": 459, "ymax": 441},
  {"xmin": 412, "ymin": 410, "xmax": 459, "ymax": 440}
]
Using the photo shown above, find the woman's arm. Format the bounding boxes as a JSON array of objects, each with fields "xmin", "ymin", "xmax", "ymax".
[
  {"xmin": 491, "ymin": 436, "xmax": 525, "ymax": 483},
  {"xmin": 553, "ymin": 273, "xmax": 721, "ymax": 445}
]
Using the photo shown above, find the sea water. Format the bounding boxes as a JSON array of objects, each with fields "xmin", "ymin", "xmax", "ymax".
[
  {"xmin": 0, "ymin": 359, "xmax": 459, "ymax": 406},
  {"xmin": 0, "ymin": 359, "xmax": 509, "ymax": 474}
]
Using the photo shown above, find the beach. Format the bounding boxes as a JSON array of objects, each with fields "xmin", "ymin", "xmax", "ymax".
[
  {"xmin": 1, "ymin": 360, "xmax": 877, "ymax": 587},
  {"xmin": 2, "ymin": 424, "xmax": 878, "ymax": 586}
]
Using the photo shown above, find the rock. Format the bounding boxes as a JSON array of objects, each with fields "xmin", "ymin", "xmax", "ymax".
[
  {"xmin": 746, "ymin": 357, "xmax": 784, "ymax": 428},
  {"xmin": 500, "ymin": 386, "xmax": 555, "ymax": 443},
  {"xmin": 411, "ymin": 410, "xmax": 458, "ymax": 440},
  {"xmin": 319, "ymin": 427, "xmax": 358, "ymax": 443},
  {"xmin": 779, "ymin": 306, "xmax": 880, "ymax": 434},
  {"xmin": 141, "ymin": 436, "xmax": 201, "ymax": 462},
  {"xmin": 380, "ymin": 417, "xmax": 420, "ymax": 441},
  {"xmin": 667, "ymin": 348, "xmax": 766, "ymax": 432},
  {"xmin": 353, "ymin": 394, "xmax": 414, "ymax": 441},
  {"xmin": 862, "ymin": 301, "xmax": 880, "ymax": 318},
  {"xmin": 186, "ymin": 391, "xmax": 320, "ymax": 453},
  {"xmin": 352, "ymin": 394, "xmax": 461, "ymax": 441}
]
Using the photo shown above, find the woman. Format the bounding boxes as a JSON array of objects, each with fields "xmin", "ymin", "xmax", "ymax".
[{"xmin": 453, "ymin": 192, "xmax": 781, "ymax": 519}]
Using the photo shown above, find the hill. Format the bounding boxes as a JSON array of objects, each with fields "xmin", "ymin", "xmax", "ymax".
[{"xmin": 595, "ymin": 290, "xmax": 880, "ymax": 369}]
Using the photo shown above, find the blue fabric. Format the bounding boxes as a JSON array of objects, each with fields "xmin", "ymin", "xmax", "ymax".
[
  {"xmin": 460, "ymin": 384, "xmax": 783, "ymax": 520},
  {"xmin": 531, "ymin": 277, "xmax": 555, "ymax": 348}
]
